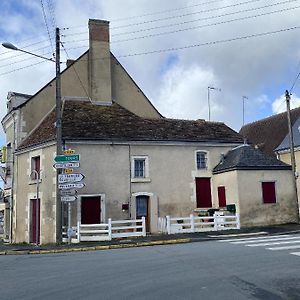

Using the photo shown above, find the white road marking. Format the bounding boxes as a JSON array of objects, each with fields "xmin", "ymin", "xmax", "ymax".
[
  {"xmin": 232, "ymin": 236, "xmax": 300, "ymax": 244},
  {"xmin": 219, "ymin": 234, "xmax": 290, "ymax": 243},
  {"xmin": 268, "ymin": 245, "xmax": 300, "ymax": 251},
  {"xmin": 210, "ymin": 232, "xmax": 267, "ymax": 238},
  {"xmin": 247, "ymin": 240, "xmax": 300, "ymax": 247},
  {"xmin": 290, "ymin": 252, "xmax": 300, "ymax": 256}
]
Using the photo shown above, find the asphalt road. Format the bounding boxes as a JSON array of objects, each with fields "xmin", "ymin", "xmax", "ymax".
[{"xmin": 1, "ymin": 234, "xmax": 300, "ymax": 300}]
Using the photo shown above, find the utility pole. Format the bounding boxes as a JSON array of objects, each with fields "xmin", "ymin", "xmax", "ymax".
[
  {"xmin": 56, "ymin": 27, "xmax": 62, "ymax": 243},
  {"xmin": 285, "ymin": 90, "xmax": 300, "ymax": 216}
]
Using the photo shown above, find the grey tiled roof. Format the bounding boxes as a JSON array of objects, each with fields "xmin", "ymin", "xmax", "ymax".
[
  {"xmin": 19, "ymin": 100, "xmax": 243, "ymax": 150},
  {"xmin": 213, "ymin": 144, "xmax": 291, "ymax": 174},
  {"xmin": 276, "ymin": 117, "xmax": 300, "ymax": 151}
]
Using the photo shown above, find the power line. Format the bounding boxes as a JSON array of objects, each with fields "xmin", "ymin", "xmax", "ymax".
[
  {"xmin": 112, "ymin": 0, "xmax": 299, "ymax": 37},
  {"xmin": 2, "ymin": 25, "xmax": 299, "ymax": 77},
  {"xmin": 40, "ymin": 0, "xmax": 54, "ymax": 54},
  {"xmin": 61, "ymin": 0, "xmax": 298, "ymax": 41},
  {"xmin": 0, "ymin": 44, "xmax": 53, "ymax": 63},
  {"xmin": 65, "ymin": 24, "xmax": 300, "ymax": 59},
  {"xmin": 111, "ymin": 0, "xmax": 264, "ymax": 30},
  {"xmin": 111, "ymin": 5, "xmax": 300, "ymax": 44},
  {"xmin": 110, "ymin": 0, "xmax": 228, "ymax": 22},
  {"xmin": 0, "ymin": 60, "xmax": 47, "ymax": 77},
  {"xmin": 61, "ymin": 2, "xmax": 300, "ymax": 46},
  {"xmin": 290, "ymin": 60, "xmax": 300, "ymax": 92},
  {"xmin": 0, "ymin": 39, "xmax": 52, "ymax": 57},
  {"xmin": 46, "ymin": 0, "xmax": 56, "ymax": 30},
  {"xmin": 0, "ymin": 49, "xmax": 55, "ymax": 69},
  {"xmin": 60, "ymin": 0, "xmax": 235, "ymax": 30},
  {"xmin": 116, "ymin": 25, "xmax": 300, "ymax": 58}
]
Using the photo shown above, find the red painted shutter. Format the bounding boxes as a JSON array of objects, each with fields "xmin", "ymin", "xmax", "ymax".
[
  {"xmin": 218, "ymin": 186, "xmax": 226, "ymax": 207},
  {"xmin": 262, "ymin": 182, "xmax": 276, "ymax": 203},
  {"xmin": 196, "ymin": 178, "xmax": 212, "ymax": 208},
  {"xmin": 35, "ymin": 156, "xmax": 40, "ymax": 173}
]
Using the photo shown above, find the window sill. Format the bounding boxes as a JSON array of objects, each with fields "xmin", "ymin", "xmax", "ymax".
[{"xmin": 131, "ymin": 178, "xmax": 151, "ymax": 183}]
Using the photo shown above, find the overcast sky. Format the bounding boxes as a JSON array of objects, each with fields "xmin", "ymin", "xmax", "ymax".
[{"xmin": 1, "ymin": 0, "xmax": 300, "ymax": 146}]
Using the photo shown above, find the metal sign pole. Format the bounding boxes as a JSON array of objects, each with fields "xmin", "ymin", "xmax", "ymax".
[{"xmin": 68, "ymin": 202, "xmax": 71, "ymax": 245}]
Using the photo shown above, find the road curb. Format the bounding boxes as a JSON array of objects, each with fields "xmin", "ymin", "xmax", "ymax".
[{"xmin": 0, "ymin": 238, "xmax": 191, "ymax": 255}]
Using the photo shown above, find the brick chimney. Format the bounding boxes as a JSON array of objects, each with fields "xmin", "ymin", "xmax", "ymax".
[{"xmin": 88, "ymin": 19, "xmax": 112, "ymax": 104}]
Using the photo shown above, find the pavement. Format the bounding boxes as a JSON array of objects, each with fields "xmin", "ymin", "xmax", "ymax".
[{"xmin": 1, "ymin": 223, "xmax": 300, "ymax": 255}]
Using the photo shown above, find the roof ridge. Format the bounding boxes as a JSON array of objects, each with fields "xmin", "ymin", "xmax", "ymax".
[{"xmin": 241, "ymin": 106, "xmax": 300, "ymax": 130}]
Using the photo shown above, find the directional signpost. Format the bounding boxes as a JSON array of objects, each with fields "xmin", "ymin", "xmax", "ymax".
[
  {"xmin": 53, "ymin": 162, "xmax": 80, "ymax": 169},
  {"xmin": 60, "ymin": 189, "xmax": 77, "ymax": 196},
  {"xmin": 54, "ymin": 154, "xmax": 80, "ymax": 162},
  {"xmin": 61, "ymin": 196, "xmax": 77, "ymax": 202},
  {"xmin": 54, "ymin": 150, "xmax": 85, "ymax": 244},
  {"xmin": 58, "ymin": 173, "xmax": 85, "ymax": 184},
  {"xmin": 58, "ymin": 182, "xmax": 85, "ymax": 190}
]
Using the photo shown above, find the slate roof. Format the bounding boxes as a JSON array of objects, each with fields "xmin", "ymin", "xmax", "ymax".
[
  {"xmin": 18, "ymin": 100, "xmax": 243, "ymax": 150},
  {"xmin": 213, "ymin": 144, "xmax": 291, "ymax": 174},
  {"xmin": 276, "ymin": 117, "xmax": 300, "ymax": 151},
  {"xmin": 239, "ymin": 107, "xmax": 300, "ymax": 157}
]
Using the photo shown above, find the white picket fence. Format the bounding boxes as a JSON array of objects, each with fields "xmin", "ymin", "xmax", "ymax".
[
  {"xmin": 63, "ymin": 217, "xmax": 146, "ymax": 243},
  {"xmin": 163, "ymin": 213, "xmax": 240, "ymax": 235}
]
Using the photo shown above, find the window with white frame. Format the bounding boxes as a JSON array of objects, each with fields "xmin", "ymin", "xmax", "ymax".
[
  {"xmin": 196, "ymin": 151, "xmax": 207, "ymax": 169},
  {"xmin": 134, "ymin": 159, "xmax": 145, "ymax": 178},
  {"xmin": 131, "ymin": 156, "xmax": 149, "ymax": 180}
]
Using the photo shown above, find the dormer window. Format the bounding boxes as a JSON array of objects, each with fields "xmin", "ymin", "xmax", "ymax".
[{"xmin": 196, "ymin": 151, "xmax": 207, "ymax": 169}]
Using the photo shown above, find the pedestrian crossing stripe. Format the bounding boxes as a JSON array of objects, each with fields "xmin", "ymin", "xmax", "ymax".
[
  {"xmin": 218, "ymin": 234, "xmax": 291, "ymax": 243},
  {"xmin": 290, "ymin": 252, "xmax": 300, "ymax": 256},
  {"xmin": 267, "ymin": 244, "xmax": 300, "ymax": 251},
  {"xmin": 232, "ymin": 236, "xmax": 300, "ymax": 244},
  {"xmin": 247, "ymin": 240, "xmax": 300, "ymax": 247}
]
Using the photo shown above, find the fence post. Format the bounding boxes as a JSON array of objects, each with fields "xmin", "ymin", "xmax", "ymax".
[
  {"xmin": 236, "ymin": 214, "xmax": 241, "ymax": 229},
  {"xmin": 166, "ymin": 216, "xmax": 171, "ymax": 234},
  {"xmin": 190, "ymin": 214, "xmax": 195, "ymax": 233},
  {"xmin": 108, "ymin": 218, "xmax": 112, "ymax": 240},
  {"xmin": 142, "ymin": 216, "xmax": 146, "ymax": 237},
  {"xmin": 77, "ymin": 220, "xmax": 80, "ymax": 243},
  {"xmin": 213, "ymin": 213, "xmax": 218, "ymax": 231}
]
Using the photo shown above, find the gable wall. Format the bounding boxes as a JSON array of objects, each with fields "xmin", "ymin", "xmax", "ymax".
[
  {"xmin": 111, "ymin": 55, "xmax": 161, "ymax": 119},
  {"xmin": 19, "ymin": 53, "xmax": 89, "ymax": 138}
]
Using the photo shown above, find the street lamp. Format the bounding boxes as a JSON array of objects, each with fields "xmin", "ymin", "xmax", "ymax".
[
  {"xmin": 2, "ymin": 42, "xmax": 55, "ymax": 62},
  {"xmin": 207, "ymin": 86, "xmax": 221, "ymax": 121},
  {"xmin": 2, "ymin": 28, "xmax": 63, "ymax": 243}
]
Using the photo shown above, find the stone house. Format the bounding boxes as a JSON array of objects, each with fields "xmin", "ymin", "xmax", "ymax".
[{"xmin": 2, "ymin": 19, "xmax": 299, "ymax": 244}]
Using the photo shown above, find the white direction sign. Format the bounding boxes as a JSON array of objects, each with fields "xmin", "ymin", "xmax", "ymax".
[
  {"xmin": 58, "ymin": 173, "xmax": 85, "ymax": 183},
  {"xmin": 58, "ymin": 183, "xmax": 85, "ymax": 190},
  {"xmin": 61, "ymin": 196, "xmax": 77, "ymax": 202},
  {"xmin": 53, "ymin": 162, "xmax": 80, "ymax": 169},
  {"xmin": 60, "ymin": 189, "xmax": 77, "ymax": 196}
]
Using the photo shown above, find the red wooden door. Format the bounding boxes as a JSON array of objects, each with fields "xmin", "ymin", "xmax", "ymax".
[
  {"xmin": 30, "ymin": 199, "xmax": 40, "ymax": 244},
  {"xmin": 196, "ymin": 178, "xmax": 212, "ymax": 208},
  {"xmin": 81, "ymin": 196, "xmax": 101, "ymax": 224},
  {"xmin": 217, "ymin": 186, "xmax": 227, "ymax": 207}
]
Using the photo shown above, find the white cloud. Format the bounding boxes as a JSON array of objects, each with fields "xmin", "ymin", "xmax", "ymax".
[
  {"xmin": 272, "ymin": 93, "xmax": 300, "ymax": 114},
  {"xmin": 157, "ymin": 61, "xmax": 220, "ymax": 120}
]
